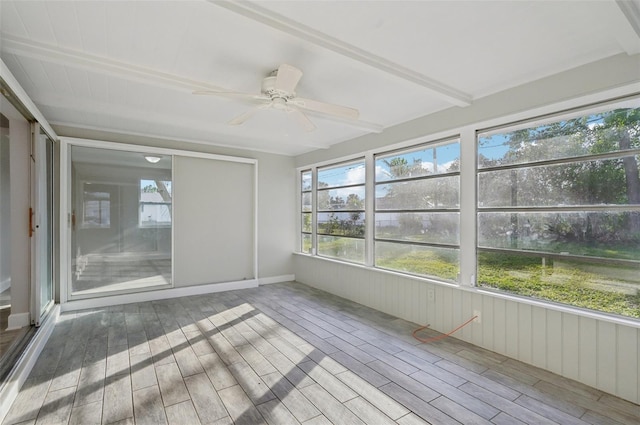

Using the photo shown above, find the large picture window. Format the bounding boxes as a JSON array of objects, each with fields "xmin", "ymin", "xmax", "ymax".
[
  {"xmin": 375, "ymin": 140, "xmax": 460, "ymax": 281},
  {"xmin": 477, "ymin": 105, "xmax": 640, "ymax": 318},
  {"xmin": 316, "ymin": 160, "xmax": 366, "ymax": 263}
]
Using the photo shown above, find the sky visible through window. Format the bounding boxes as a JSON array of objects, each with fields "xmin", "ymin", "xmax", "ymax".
[
  {"xmin": 477, "ymin": 114, "xmax": 608, "ymax": 163},
  {"xmin": 376, "ymin": 142, "xmax": 460, "ymax": 181},
  {"xmin": 318, "ymin": 162, "xmax": 365, "ymax": 188}
]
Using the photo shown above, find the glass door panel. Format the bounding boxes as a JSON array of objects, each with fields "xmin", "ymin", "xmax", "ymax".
[
  {"xmin": 0, "ymin": 114, "xmax": 10, "ymax": 316},
  {"xmin": 31, "ymin": 125, "xmax": 54, "ymax": 325},
  {"xmin": 70, "ymin": 145, "xmax": 172, "ymax": 297}
]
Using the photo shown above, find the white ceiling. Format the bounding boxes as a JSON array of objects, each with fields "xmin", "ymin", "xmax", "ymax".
[{"xmin": 2, "ymin": 1, "xmax": 639, "ymax": 156}]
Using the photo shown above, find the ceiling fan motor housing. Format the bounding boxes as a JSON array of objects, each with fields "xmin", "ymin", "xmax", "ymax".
[{"xmin": 262, "ymin": 75, "xmax": 293, "ymax": 99}]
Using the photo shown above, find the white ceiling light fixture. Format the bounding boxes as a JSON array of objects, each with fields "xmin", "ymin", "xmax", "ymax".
[
  {"xmin": 194, "ymin": 63, "xmax": 382, "ymax": 133},
  {"xmin": 144, "ymin": 155, "xmax": 162, "ymax": 164}
]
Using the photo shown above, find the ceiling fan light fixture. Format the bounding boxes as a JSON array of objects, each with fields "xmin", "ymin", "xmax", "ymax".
[{"xmin": 144, "ymin": 155, "xmax": 162, "ymax": 164}]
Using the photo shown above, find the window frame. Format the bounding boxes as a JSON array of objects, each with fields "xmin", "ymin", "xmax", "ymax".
[
  {"xmin": 476, "ymin": 100, "xmax": 640, "ymax": 318},
  {"xmin": 315, "ymin": 159, "xmax": 367, "ymax": 264},
  {"xmin": 374, "ymin": 138, "xmax": 461, "ymax": 281},
  {"xmin": 138, "ymin": 178, "xmax": 172, "ymax": 228},
  {"xmin": 79, "ymin": 181, "xmax": 113, "ymax": 229},
  {"xmin": 300, "ymin": 169, "xmax": 313, "ymax": 254}
]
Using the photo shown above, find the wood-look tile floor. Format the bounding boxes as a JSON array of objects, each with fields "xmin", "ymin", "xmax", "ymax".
[{"xmin": 3, "ymin": 282, "xmax": 639, "ymax": 425}]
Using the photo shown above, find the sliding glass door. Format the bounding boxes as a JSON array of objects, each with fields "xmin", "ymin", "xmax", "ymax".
[
  {"xmin": 31, "ymin": 124, "xmax": 55, "ymax": 325},
  {"xmin": 69, "ymin": 145, "xmax": 172, "ymax": 297}
]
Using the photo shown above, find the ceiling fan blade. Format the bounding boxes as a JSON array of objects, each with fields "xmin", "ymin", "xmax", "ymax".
[
  {"xmin": 291, "ymin": 97, "xmax": 359, "ymax": 120},
  {"xmin": 275, "ymin": 64, "xmax": 303, "ymax": 93},
  {"xmin": 193, "ymin": 90, "xmax": 270, "ymax": 104},
  {"xmin": 290, "ymin": 107, "xmax": 316, "ymax": 132},
  {"xmin": 228, "ymin": 103, "xmax": 271, "ymax": 126}
]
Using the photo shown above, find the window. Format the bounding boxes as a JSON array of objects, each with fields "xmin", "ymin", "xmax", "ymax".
[
  {"xmin": 477, "ymin": 104, "xmax": 640, "ymax": 318},
  {"xmin": 317, "ymin": 160, "xmax": 366, "ymax": 263},
  {"xmin": 82, "ymin": 183, "xmax": 111, "ymax": 228},
  {"xmin": 139, "ymin": 179, "xmax": 172, "ymax": 227},
  {"xmin": 301, "ymin": 170, "xmax": 312, "ymax": 253},
  {"xmin": 375, "ymin": 140, "xmax": 460, "ymax": 280}
]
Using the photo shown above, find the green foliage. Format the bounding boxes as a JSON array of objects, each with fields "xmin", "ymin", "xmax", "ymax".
[
  {"xmin": 478, "ymin": 252, "xmax": 640, "ymax": 318},
  {"xmin": 317, "ymin": 237, "xmax": 364, "ymax": 262},
  {"xmin": 318, "ymin": 212, "xmax": 364, "ymax": 237},
  {"xmin": 384, "ymin": 157, "xmax": 411, "ymax": 178},
  {"xmin": 376, "ymin": 249, "xmax": 459, "ymax": 281}
]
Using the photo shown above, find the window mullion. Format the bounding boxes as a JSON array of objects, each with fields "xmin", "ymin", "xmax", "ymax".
[
  {"xmin": 312, "ymin": 167, "xmax": 317, "ymax": 255},
  {"xmin": 459, "ymin": 126, "xmax": 477, "ymax": 287},
  {"xmin": 365, "ymin": 152, "xmax": 375, "ymax": 266}
]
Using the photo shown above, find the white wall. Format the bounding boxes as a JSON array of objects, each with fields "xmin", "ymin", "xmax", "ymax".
[{"xmin": 293, "ymin": 53, "xmax": 640, "ymax": 405}]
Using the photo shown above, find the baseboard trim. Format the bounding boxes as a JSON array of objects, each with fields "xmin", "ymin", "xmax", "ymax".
[
  {"xmin": 0, "ymin": 305, "xmax": 59, "ymax": 423},
  {"xmin": 7, "ymin": 312, "xmax": 30, "ymax": 330},
  {"xmin": 0, "ymin": 278, "xmax": 10, "ymax": 293},
  {"xmin": 61, "ymin": 279, "xmax": 261, "ymax": 312},
  {"xmin": 258, "ymin": 274, "xmax": 295, "ymax": 285}
]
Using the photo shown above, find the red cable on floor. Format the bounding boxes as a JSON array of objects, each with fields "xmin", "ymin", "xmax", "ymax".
[{"xmin": 412, "ymin": 315, "xmax": 478, "ymax": 344}]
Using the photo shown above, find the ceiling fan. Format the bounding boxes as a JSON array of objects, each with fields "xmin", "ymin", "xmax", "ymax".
[{"xmin": 194, "ymin": 64, "xmax": 379, "ymax": 133}]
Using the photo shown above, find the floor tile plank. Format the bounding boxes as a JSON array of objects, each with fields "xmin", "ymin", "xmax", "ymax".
[
  {"xmin": 32, "ymin": 386, "xmax": 75, "ymax": 425},
  {"xmin": 298, "ymin": 360, "xmax": 357, "ymax": 403},
  {"xmin": 256, "ymin": 399, "xmax": 301, "ymax": 425},
  {"xmin": 184, "ymin": 372, "xmax": 228, "ymax": 424},
  {"xmin": 218, "ymin": 385, "xmax": 267, "ymax": 425},
  {"xmin": 3, "ymin": 375, "xmax": 52, "ymax": 424},
  {"xmin": 228, "ymin": 361, "xmax": 276, "ymax": 405},
  {"xmin": 132, "ymin": 385, "xmax": 167, "ymax": 425},
  {"xmin": 198, "ymin": 352, "xmax": 237, "ymax": 391},
  {"xmin": 344, "ymin": 396, "xmax": 397, "ymax": 425},
  {"xmin": 68, "ymin": 400, "xmax": 102, "ymax": 425},
  {"xmin": 155, "ymin": 362, "xmax": 190, "ymax": 407},
  {"xmin": 165, "ymin": 400, "xmax": 201, "ymax": 425},
  {"xmin": 261, "ymin": 371, "xmax": 320, "ymax": 423},
  {"xmin": 299, "ymin": 383, "xmax": 366, "ymax": 425},
  {"xmin": 102, "ymin": 373, "xmax": 133, "ymax": 424}
]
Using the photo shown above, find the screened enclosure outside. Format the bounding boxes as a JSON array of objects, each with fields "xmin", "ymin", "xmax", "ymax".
[
  {"xmin": 70, "ymin": 146, "xmax": 172, "ymax": 296},
  {"xmin": 374, "ymin": 140, "xmax": 460, "ymax": 280},
  {"xmin": 316, "ymin": 160, "xmax": 366, "ymax": 263},
  {"xmin": 477, "ymin": 104, "xmax": 640, "ymax": 318}
]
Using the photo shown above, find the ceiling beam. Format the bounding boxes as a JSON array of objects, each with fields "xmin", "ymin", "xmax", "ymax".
[
  {"xmin": 617, "ymin": 0, "xmax": 640, "ymax": 41},
  {"xmin": 210, "ymin": 0, "xmax": 473, "ymax": 107},
  {"xmin": 1, "ymin": 35, "xmax": 225, "ymax": 93}
]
